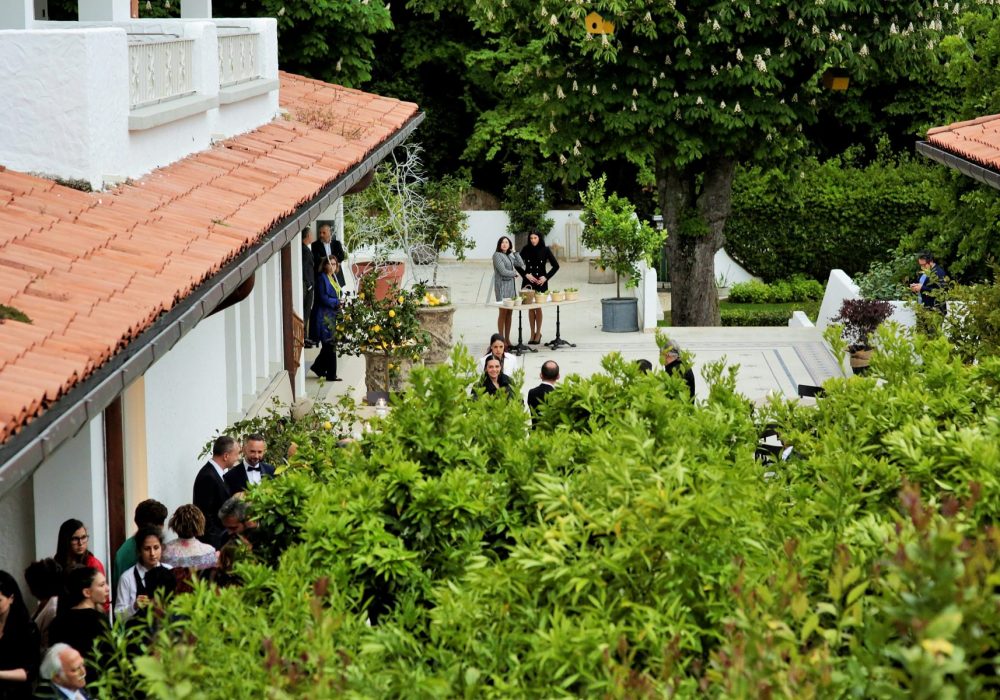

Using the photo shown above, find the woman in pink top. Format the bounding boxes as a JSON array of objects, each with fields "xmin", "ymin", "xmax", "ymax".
[{"xmin": 162, "ymin": 505, "xmax": 218, "ymax": 571}]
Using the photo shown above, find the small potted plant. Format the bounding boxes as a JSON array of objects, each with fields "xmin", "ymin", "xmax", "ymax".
[
  {"xmin": 550, "ymin": 289, "xmax": 565, "ymax": 302},
  {"xmin": 832, "ymin": 298, "xmax": 893, "ymax": 373},
  {"xmin": 337, "ymin": 274, "xmax": 430, "ymax": 398},
  {"xmin": 564, "ymin": 287, "xmax": 579, "ymax": 301},
  {"xmin": 580, "ymin": 175, "xmax": 667, "ymax": 332}
]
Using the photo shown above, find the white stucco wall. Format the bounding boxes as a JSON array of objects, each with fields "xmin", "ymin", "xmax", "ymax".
[
  {"xmin": 0, "ymin": 28, "xmax": 128, "ymax": 189},
  {"xmin": 142, "ymin": 310, "xmax": 230, "ymax": 519},
  {"xmin": 816, "ymin": 269, "xmax": 917, "ymax": 331},
  {"xmin": 32, "ymin": 415, "xmax": 108, "ymax": 570},
  {"xmin": 0, "ymin": 477, "xmax": 36, "ymax": 599}
]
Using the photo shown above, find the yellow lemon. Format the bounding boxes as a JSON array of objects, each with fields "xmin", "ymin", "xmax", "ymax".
[
  {"xmin": 358, "ymin": 293, "xmax": 365, "ymax": 300},
  {"xmin": 388, "ymin": 363, "xmax": 395, "ymax": 370},
  {"xmin": 398, "ymin": 296, "xmax": 404, "ymax": 303},
  {"xmin": 372, "ymin": 324, "xmax": 382, "ymax": 333},
  {"xmin": 388, "ymin": 310, "xmax": 396, "ymax": 318},
  {"xmin": 323, "ymin": 421, "xmax": 333, "ymax": 430}
]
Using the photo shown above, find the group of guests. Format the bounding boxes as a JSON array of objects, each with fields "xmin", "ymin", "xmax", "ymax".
[
  {"xmin": 302, "ymin": 224, "xmax": 347, "ymax": 382},
  {"xmin": 0, "ymin": 434, "xmax": 274, "ymax": 698},
  {"xmin": 493, "ymin": 232, "xmax": 561, "ymax": 347}
]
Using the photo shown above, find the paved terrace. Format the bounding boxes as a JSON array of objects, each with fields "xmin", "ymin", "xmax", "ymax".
[{"xmin": 305, "ymin": 261, "xmax": 846, "ymax": 404}]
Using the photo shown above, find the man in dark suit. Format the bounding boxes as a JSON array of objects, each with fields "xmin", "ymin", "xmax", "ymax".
[
  {"xmin": 224, "ymin": 433, "xmax": 275, "ymax": 494},
  {"xmin": 302, "ymin": 227, "xmax": 316, "ymax": 347},
  {"xmin": 311, "ymin": 222, "xmax": 347, "ymax": 285},
  {"xmin": 527, "ymin": 360, "xmax": 560, "ymax": 428},
  {"xmin": 193, "ymin": 435, "xmax": 240, "ymax": 549},
  {"xmin": 37, "ymin": 643, "xmax": 90, "ymax": 698}
]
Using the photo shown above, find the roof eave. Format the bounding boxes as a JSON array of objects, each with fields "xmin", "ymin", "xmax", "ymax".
[
  {"xmin": 0, "ymin": 111, "xmax": 424, "ymax": 499},
  {"xmin": 916, "ymin": 140, "xmax": 1000, "ymax": 191}
]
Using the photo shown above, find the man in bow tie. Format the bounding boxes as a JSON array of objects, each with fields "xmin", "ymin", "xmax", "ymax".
[
  {"xmin": 38, "ymin": 643, "xmax": 90, "ymax": 699},
  {"xmin": 224, "ymin": 433, "xmax": 275, "ymax": 494}
]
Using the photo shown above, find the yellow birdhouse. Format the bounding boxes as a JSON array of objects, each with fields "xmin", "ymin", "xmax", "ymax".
[
  {"xmin": 585, "ymin": 12, "xmax": 615, "ymax": 35},
  {"xmin": 821, "ymin": 68, "xmax": 850, "ymax": 91}
]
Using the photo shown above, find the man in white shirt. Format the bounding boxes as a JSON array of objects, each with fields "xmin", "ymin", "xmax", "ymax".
[{"xmin": 38, "ymin": 643, "xmax": 90, "ymax": 699}]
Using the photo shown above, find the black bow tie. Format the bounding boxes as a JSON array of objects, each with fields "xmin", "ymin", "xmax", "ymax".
[{"xmin": 246, "ymin": 465, "xmax": 260, "ymax": 472}]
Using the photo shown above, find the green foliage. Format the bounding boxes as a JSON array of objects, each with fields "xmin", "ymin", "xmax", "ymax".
[
  {"xmin": 833, "ymin": 298, "xmax": 895, "ymax": 349},
  {"xmin": 857, "ymin": 253, "xmax": 916, "ymax": 301},
  {"xmin": 728, "ymin": 276, "xmax": 824, "ymax": 304},
  {"xmin": 725, "ymin": 148, "xmax": 939, "ymax": 282},
  {"xmin": 500, "ymin": 161, "xmax": 554, "ymax": 243},
  {"xmin": 0, "ymin": 304, "xmax": 30, "ymax": 323},
  {"xmin": 423, "ymin": 173, "xmax": 472, "ymax": 261},
  {"xmin": 579, "ymin": 175, "xmax": 666, "ymax": 298},
  {"xmin": 720, "ymin": 305, "xmax": 800, "ymax": 327},
  {"xmin": 99, "ymin": 332, "xmax": 1000, "ymax": 698},
  {"xmin": 936, "ymin": 269, "xmax": 1000, "ymax": 362}
]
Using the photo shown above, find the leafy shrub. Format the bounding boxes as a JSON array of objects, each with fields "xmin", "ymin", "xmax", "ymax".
[
  {"xmin": 720, "ymin": 306, "xmax": 796, "ymax": 326},
  {"xmin": 725, "ymin": 147, "xmax": 937, "ymax": 282},
  {"xmin": 834, "ymin": 298, "xmax": 894, "ymax": 349},
  {"xmin": 102, "ymin": 337, "xmax": 1000, "ymax": 698},
  {"xmin": 728, "ymin": 276, "xmax": 824, "ymax": 304},
  {"xmin": 856, "ymin": 252, "xmax": 915, "ymax": 300}
]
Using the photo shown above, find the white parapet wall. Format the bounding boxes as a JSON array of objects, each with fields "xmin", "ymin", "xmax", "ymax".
[{"xmin": 816, "ymin": 268, "xmax": 917, "ymax": 331}]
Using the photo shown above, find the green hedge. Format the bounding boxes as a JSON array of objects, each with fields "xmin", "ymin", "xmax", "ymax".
[
  {"xmin": 724, "ymin": 148, "xmax": 937, "ymax": 282},
  {"xmin": 107, "ymin": 340, "xmax": 1000, "ymax": 698},
  {"xmin": 728, "ymin": 277, "xmax": 824, "ymax": 304}
]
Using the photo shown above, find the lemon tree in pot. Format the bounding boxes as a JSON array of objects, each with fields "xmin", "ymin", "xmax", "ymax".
[
  {"xmin": 833, "ymin": 298, "xmax": 893, "ymax": 374},
  {"xmin": 580, "ymin": 175, "xmax": 666, "ymax": 332},
  {"xmin": 336, "ymin": 273, "xmax": 430, "ymax": 398}
]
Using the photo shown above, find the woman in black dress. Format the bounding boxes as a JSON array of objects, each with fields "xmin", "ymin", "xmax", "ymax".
[
  {"xmin": 48, "ymin": 566, "xmax": 111, "ymax": 685},
  {"xmin": 480, "ymin": 356, "xmax": 514, "ymax": 399},
  {"xmin": 517, "ymin": 232, "xmax": 560, "ymax": 344},
  {"xmin": 0, "ymin": 570, "xmax": 39, "ymax": 700}
]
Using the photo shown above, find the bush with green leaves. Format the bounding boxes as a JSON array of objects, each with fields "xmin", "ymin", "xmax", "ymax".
[
  {"xmin": 728, "ymin": 277, "xmax": 825, "ymax": 304},
  {"xmin": 725, "ymin": 147, "xmax": 938, "ymax": 282},
  {"xmin": 101, "ymin": 334, "xmax": 1000, "ymax": 698}
]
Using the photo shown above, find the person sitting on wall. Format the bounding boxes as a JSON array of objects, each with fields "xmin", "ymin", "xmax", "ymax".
[{"xmin": 660, "ymin": 341, "xmax": 696, "ymax": 400}]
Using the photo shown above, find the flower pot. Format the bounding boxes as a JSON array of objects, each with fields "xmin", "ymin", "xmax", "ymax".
[
  {"xmin": 588, "ymin": 260, "xmax": 616, "ymax": 284},
  {"xmin": 424, "ymin": 285, "xmax": 451, "ymax": 302},
  {"xmin": 351, "ymin": 261, "xmax": 406, "ymax": 301},
  {"xmin": 849, "ymin": 349, "xmax": 872, "ymax": 375},
  {"xmin": 415, "ymin": 305, "xmax": 456, "ymax": 365},
  {"xmin": 550, "ymin": 292, "xmax": 566, "ymax": 302},
  {"xmin": 521, "ymin": 290, "xmax": 536, "ymax": 304},
  {"xmin": 564, "ymin": 291, "xmax": 579, "ymax": 301},
  {"xmin": 601, "ymin": 297, "xmax": 639, "ymax": 332},
  {"xmin": 363, "ymin": 352, "xmax": 419, "ymax": 393}
]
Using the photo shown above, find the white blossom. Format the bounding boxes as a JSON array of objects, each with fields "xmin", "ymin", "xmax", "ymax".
[
  {"xmin": 720, "ymin": 100, "xmax": 727, "ymax": 109},
  {"xmin": 764, "ymin": 48, "xmax": 771, "ymax": 57},
  {"xmin": 631, "ymin": 100, "xmax": 638, "ymax": 111},
  {"xmin": 644, "ymin": 11, "xmax": 652, "ymax": 22},
  {"xmin": 665, "ymin": 55, "xmax": 672, "ymax": 65},
  {"xmin": 588, "ymin": 112, "xmax": 595, "ymax": 122},
  {"xmin": 711, "ymin": 64, "xmax": 719, "ymax": 75},
  {"xmin": 633, "ymin": 46, "xmax": 641, "ymax": 54},
  {"xmin": 673, "ymin": 90, "xmax": 679, "ymax": 98},
  {"xmin": 559, "ymin": 154, "xmax": 567, "ymax": 165},
  {"xmin": 602, "ymin": 33, "xmax": 610, "ymax": 46},
  {"xmin": 791, "ymin": 93, "xmax": 798, "ymax": 102},
  {"xmin": 542, "ymin": 92, "xmax": 549, "ymax": 101},
  {"xmin": 592, "ymin": 84, "xmax": 598, "ymax": 95},
  {"xmin": 549, "ymin": 13, "xmax": 558, "ymax": 26},
  {"xmin": 890, "ymin": 22, "xmax": 898, "ymax": 34},
  {"xmin": 696, "ymin": 96, "xmax": 704, "ymax": 105},
  {"xmin": 336, "ymin": 58, "xmax": 343, "ymax": 72},
  {"xmin": 659, "ymin": 72, "xmax": 666, "ymax": 79},
  {"xmin": 859, "ymin": 43, "xmax": 869, "ymax": 56},
  {"xmin": 712, "ymin": 19, "xmax": 720, "ymax": 31},
  {"xmin": 573, "ymin": 140, "xmax": 582, "ymax": 155},
  {"xmin": 734, "ymin": 101, "xmax": 742, "ymax": 113},
  {"xmin": 736, "ymin": 48, "xmax": 744, "ymax": 61},
  {"xmin": 549, "ymin": 121, "xmax": 557, "ymax": 133},
  {"xmin": 652, "ymin": 76, "xmax": 658, "ymax": 87},
  {"xmin": 674, "ymin": 109, "xmax": 682, "ymax": 120},
  {"xmin": 677, "ymin": 19, "xmax": 685, "ymax": 30},
  {"xmin": 809, "ymin": 98, "xmax": 817, "ymax": 106},
  {"xmin": 754, "ymin": 54, "xmax": 767, "ymax": 72},
  {"xmin": 632, "ymin": 88, "xmax": 638, "ymax": 97},
  {"xmin": 572, "ymin": 80, "xmax": 578, "ymax": 91},
  {"xmin": 556, "ymin": 85, "xmax": 565, "ymax": 99},
  {"xmin": 612, "ymin": 83, "xmax": 618, "ymax": 91},
  {"xmin": 766, "ymin": 133, "xmax": 773, "ymax": 141},
  {"xmin": 648, "ymin": 126, "xmax": 655, "ymax": 134},
  {"xmin": 684, "ymin": 48, "xmax": 691, "ymax": 56},
  {"xmin": 812, "ymin": 24, "xmax": 820, "ymax": 34}
]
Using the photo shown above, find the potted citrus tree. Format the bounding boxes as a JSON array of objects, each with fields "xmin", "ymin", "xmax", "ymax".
[
  {"xmin": 580, "ymin": 175, "xmax": 667, "ymax": 332},
  {"xmin": 833, "ymin": 298, "xmax": 893, "ymax": 374},
  {"xmin": 336, "ymin": 274, "xmax": 430, "ymax": 398}
]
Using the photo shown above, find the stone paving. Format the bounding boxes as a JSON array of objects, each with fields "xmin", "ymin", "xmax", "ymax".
[{"xmin": 305, "ymin": 260, "xmax": 846, "ymax": 404}]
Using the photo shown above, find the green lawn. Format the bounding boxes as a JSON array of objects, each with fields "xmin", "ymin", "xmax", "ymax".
[{"xmin": 659, "ymin": 300, "xmax": 821, "ymax": 327}]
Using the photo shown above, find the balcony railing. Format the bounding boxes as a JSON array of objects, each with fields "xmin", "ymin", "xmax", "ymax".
[
  {"xmin": 128, "ymin": 38, "xmax": 195, "ymax": 110},
  {"xmin": 218, "ymin": 32, "xmax": 261, "ymax": 88}
]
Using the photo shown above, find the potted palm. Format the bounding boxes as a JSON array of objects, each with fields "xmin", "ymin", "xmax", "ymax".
[
  {"xmin": 833, "ymin": 298, "xmax": 893, "ymax": 374},
  {"xmin": 580, "ymin": 175, "xmax": 667, "ymax": 332},
  {"xmin": 336, "ymin": 274, "xmax": 430, "ymax": 398}
]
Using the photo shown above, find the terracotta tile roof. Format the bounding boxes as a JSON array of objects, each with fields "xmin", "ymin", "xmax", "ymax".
[
  {"xmin": 0, "ymin": 71, "xmax": 418, "ymax": 443},
  {"xmin": 926, "ymin": 114, "xmax": 1000, "ymax": 170}
]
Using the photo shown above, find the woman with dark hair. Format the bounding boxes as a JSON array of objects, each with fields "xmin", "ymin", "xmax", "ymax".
[
  {"xmin": 481, "ymin": 333, "xmax": 519, "ymax": 376},
  {"xmin": 310, "ymin": 256, "xmax": 343, "ymax": 382},
  {"xmin": 480, "ymin": 356, "xmax": 514, "ymax": 399},
  {"xmin": 517, "ymin": 231, "xmax": 560, "ymax": 344},
  {"xmin": 492, "ymin": 236, "xmax": 523, "ymax": 347},
  {"xmin": 47, "ymin": 566, "xmax": 110, "ymax": 684},
  {"xmin": 115, "ymin": 527, "xmax": 173, "ymax": 621},
  {"xmin": 53, "ymin": 519, "xmax": 106, "ymax": 578},
  {"xmin": 0, "ymin": 570, "xmax": 39, "ymax": 700},
  {"xmin": 23, "ymin": 558, "xmax": 62, "ymax": 649}
]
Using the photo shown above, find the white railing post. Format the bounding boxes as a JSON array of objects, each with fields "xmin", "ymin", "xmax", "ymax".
[
  {"xmin": 217, "ymin": 33, "xmax": 261, "ymax": 88},
  {"xmin": 128, "ymin": 39, "xmax": 196, "ymax": 110}
]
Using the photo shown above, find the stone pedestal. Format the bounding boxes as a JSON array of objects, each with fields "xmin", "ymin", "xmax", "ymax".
[
  {"xmin": 364, "ymin": 352, "xmax": 418, "ymax": 393},
  {"xmin": 415, "ymin": 305, "xmax": 456, "ymax": 365}
]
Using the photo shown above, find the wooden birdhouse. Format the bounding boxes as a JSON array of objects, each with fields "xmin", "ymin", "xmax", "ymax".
[
  {"xmin": 585, "ymin": 12, "xmax": 615, "ymax": 35},
  {"xmin": 822, "ymin": 68, "xmax": 850, "ymax": 91}
]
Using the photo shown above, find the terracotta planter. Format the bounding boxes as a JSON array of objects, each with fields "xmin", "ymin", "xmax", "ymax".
[
  {"xmin": 415, "ymin": 305, "xmax": 456, "ymax": 365},
  {"xmin": 849, "ymin": 349, "xmax": 872, "ymax": 375},
  {"xmin": 363, "ymin": 352, "xmax": 419, "ymax": 393},
  {"xmin": 351, "ymin": 261, "xmax": 406, "ymax": 301}
]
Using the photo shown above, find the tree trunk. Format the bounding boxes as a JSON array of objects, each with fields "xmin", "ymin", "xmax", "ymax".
[{"xmin": 658, "ymin": 158, "xmax": 736, "ymax": 326}]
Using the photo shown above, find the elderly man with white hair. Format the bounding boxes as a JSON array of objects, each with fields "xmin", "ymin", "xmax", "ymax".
[{"xmin": 37, "ymin": 643, "xmax": 89, "ymax": 699}]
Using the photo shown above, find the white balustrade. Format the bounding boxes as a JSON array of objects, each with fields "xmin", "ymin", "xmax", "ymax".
[
  {"xmin": 128, "ymin": 39, "xmax": 195, "ymax": 110},
  {"xmin": 218, "ymin": 32, "xmax": 260, "ymax": 88}
]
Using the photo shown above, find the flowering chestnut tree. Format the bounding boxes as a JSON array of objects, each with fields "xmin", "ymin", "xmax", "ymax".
[{"xmin": 461, "ymin": 0, "xmax": 955, "ymax": 325}]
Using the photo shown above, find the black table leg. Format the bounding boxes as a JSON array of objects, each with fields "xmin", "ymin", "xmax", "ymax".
[
  {"xmin": 509, "ymin": 308, "xmax": 536, "ymax": 355},
  {"xmin": 544, "ymin": 304, "xmax": 576, "ymax": 349}
]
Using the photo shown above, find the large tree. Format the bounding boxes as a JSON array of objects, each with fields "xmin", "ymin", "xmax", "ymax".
[{"xmin": 461, "ymin": 0, "xmax": 953, "ymax": 324}]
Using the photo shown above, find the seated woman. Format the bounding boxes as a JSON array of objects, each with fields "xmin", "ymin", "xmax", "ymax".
[
  {"xmin": 115, "ymin": 527, "xmax": 173, "ymax": 622},
  {"xmin": 310, "ymin": 256, "xmax": 343, "ymax": 382},
  {"xmin": 481, "ymin": 333, "xmax": 519, "ymax": 376},
  {"xmin": 0, "ymin": 570, "xmax": 39, "ymax": 700},
  {"xmin": 480, "ymin": 356, "xmax": 514, "ymax": 399},
  {"xmin": 47, "ymin": 566, "xmax": 109, "ymax": 686},
  {"xmin": 24, "ymin": 558, "xmax": 62, "ymax": 651}
]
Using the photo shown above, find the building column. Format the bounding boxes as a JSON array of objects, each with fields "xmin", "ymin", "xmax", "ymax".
[
  {"xmin": 0, "ymin": 0, "xmax": 34, "ymax": 28},
  {"xmin": 78, "ymin": 0, "xmax": 131, "ymax": 21},
  {"xmin": 180, "ymin": 0, "xmax": 212, "ymax": 18}
]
